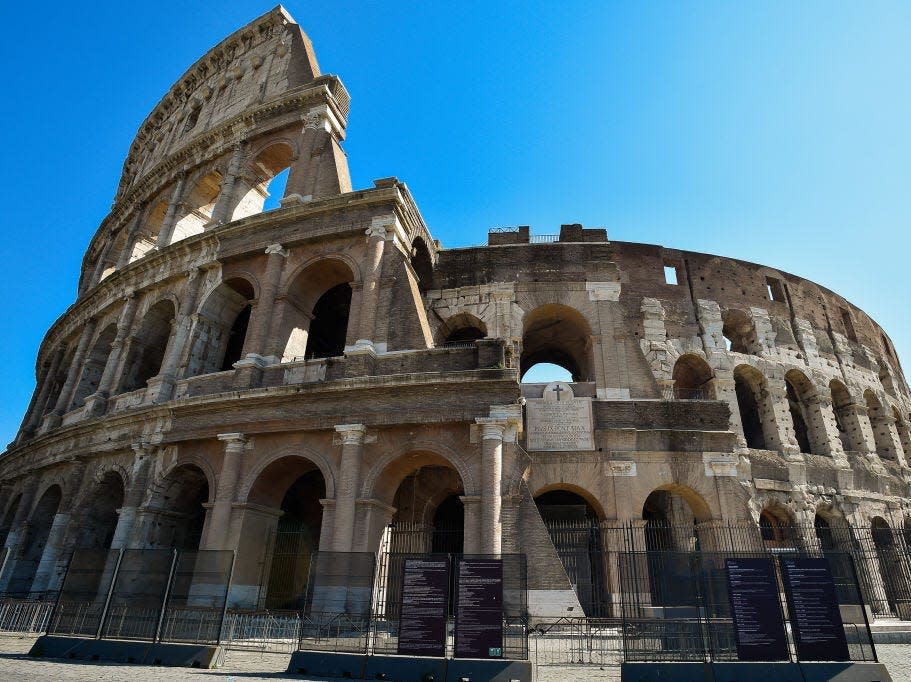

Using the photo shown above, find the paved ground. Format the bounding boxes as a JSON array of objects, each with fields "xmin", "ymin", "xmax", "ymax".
[{"xmin": 0, "ymin": 633, "xmax": 909, "ymax": 680}]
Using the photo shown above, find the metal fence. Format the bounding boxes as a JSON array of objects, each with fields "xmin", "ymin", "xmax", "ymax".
[{"xmin": 0, "ymin": 599, "xmax": 53, "ymax": 633}]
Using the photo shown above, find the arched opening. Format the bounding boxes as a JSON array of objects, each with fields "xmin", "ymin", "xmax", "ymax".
[
  {"xmin": 871, "ymin": 517, "xmax": 906, "ymax": 614},
  {"xmin": 722, "ymin": 309, "xmax": 759, "ymax": 354},
  {"xmin": 170, "ymin": 170, "xmax": 223, "ymax": 244},
  {"xmin": 437, "ymin": 313, "xmax": 487, "ymax": 347},
  {"xmin": 246, "ymin": 459, "xmax": 326, "ymax": 611},
  {"xmin": 281, "ymin": 259, "xmax": 355, "ymax": 362},
  {"xmin": 535, "ymin": 488, "xmax": 607, "ymax": 617},
  {"xmin": 232, "ymin": 143, "xmax": 295, "ymax": 220},
  {"xmin": 672, "ymin": 354, "xmax": 714, "ymax": 399},
  {"xmin": 305, "ymin": 283, "xmax": 352, "ymax": 359},
  {"xmin": 830, "ymin": 380, "xmax": 863, "ymax": 452},
  {"xmin": 73, "ymin": 472, "xmax": 125, "ymax": 551},
  {"xmin": 521, "ymin": 305, "xmax": 593, "ymax": 381},
  {"xmin": 759, "ymin": 507, "xmax": 799, "ymax": 549},
  {"xmin": 410, "ymin": 237, "xmax": 433, "ymax": 294},
  {"xmin": 865, "ymin": 391, "xmax": 896, "ymax": 460},
  {"xmin": 893, "ymin": 408, "xmax": 911, "ymax": 461},
  {"xmin": 0, "ymin": 494, "xmax": 22, "ymax": 551},
  {"xmin": 784, "ymin": 370, "xmax": 815, "ymax": 455},
  {"xmin": 734, "ymin": 365, "xmax": 767, "ymax": 449},
  {"xmin": 145, "ymin": 465, "xmax": 209, "ymax": 550},
  {"xmin": 71, "ymin": 324, "xmax": 118, "ymax": 409},
  {"xmin": 133, "ymin": 200, "xmax": 168, "ymax": 262},
  {"xmin": 40, "ymin": 346, "xmax": 75, "ymax": 420},
  {"xmin": 8, "ymin": 485, "xmax": 62, "ymax": 596},
  {"xmin": 118, "ymin": 300, "xmax": 175, "ymax": 394},
  {"xmin": 185, "ymin": 278, "xmax": 254, "ymax": 377}
]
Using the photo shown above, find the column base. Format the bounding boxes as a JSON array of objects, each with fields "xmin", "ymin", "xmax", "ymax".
[
  {"xmin": 83, "ymin": 392, "xmax": 110, "ymax": 417},
  {"xmin": 145, "ymin": 374, "xmax": 176, "ymax": 403}
]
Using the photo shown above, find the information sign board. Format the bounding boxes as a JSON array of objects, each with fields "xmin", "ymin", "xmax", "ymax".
[
  {"xmin": 397, "ymin": 557, "xmax": 450, "ymax": 657},
  {"xmin": 780, "ymin": 557, "xmax": 850, "ymax": 661},
  {"xmin": 454, "ymin": 558, "xmax": 504, "ymax": 659},
  {"xmin": 724, "ymin": 558, "xmax": 789, "ymax": 661}
]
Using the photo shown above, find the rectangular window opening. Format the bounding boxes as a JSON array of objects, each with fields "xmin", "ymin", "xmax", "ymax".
[
  {"xmin": 765, "ymin": 277, "xmax": 785, "ymax": 302},
  {"xmin": 664, "ymin": 264, "xmax": 679, "ymax": 286}
]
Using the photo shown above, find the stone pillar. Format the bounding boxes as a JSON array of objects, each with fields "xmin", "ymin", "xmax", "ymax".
[
  {"xmin": 353, "ymin": 219, "xmax": 390, "ymax": 349},
  {"xmin": 29, "ymin": 511, "xmax": 71, "ymax": 594},
  {"xmin": 460, "ymin": 496, "xmax": 482, "ymax": 554},
  {"xmin": 155, "ymin": 173, "xmax": 187, "ymax": 248},
  {"xmin": 146, "ymin": 269, "xmax": 206, "ymax": 403},
  {"xmin": 476, "ymin": 419, "xmax": 505, "ymax": 555},
  {"xmin": 878, "ymin": 414, "xmax": 905, "ymax": 465},
  {"xmin": 332, "ymin": 424, "xmax": 367, "ymax": 552},
  {"xmin": 115, "ymin": 203, "xmax": 148, "ymax": 270},
  {"xmin": 845, "ymin": 402, "xmax": 877, "ymax": 454},
  {"xmin": 84, "ymin": 295, "xmax": 139, "ymax": 416},
  {"xmin": 762, "ymin": 378, "xmax": 801, "ymax": 458},
  {"xmin": 808, "ymin": 393, "xmax": 847, "ymax": 462},
  {"xmin": 713, "ymin": 368, "xmax": 746, "ymax": 447},
  {"xmin": 207, "ymin": 144, "xmax": 246, "ymax": 227},
  {"xmin": 201, "ymin": 433, "xmax": 247, "ymax": 551},
  {"xmin": 0, "ymin": 478, "xmax": 40, "ymax": 592},
  {"xmin": 17, "ymin": 346, "xmax": 66, "ymax": 442},
  {"xmin": 241, "ymin": 244, "xmax": 288, "ymax": 364},
  {"xmin": 351, "ymin": 499, "xmax": 396, "ymax": 553},
  {"xmin": 42, "ymin": 318, "xmax": 98, "ymax": 430}
]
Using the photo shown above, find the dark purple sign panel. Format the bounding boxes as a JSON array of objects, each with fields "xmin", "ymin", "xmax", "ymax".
[
  {"xmin": 397, "ymin": 557, "xmax": 450, "ymax": 657},
  {"xmin": 454, "ymin": 558, "xmax": 503, "ymax": 659},
  {"xmin": 725, "ymin": 558, "xmax": 789, "ymax": 661},
  {"xmin": 780, "ymin": 557, "xmax": 850, "ymax": 662}
]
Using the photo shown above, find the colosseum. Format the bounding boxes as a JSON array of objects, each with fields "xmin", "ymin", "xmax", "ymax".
[{"xmin": 1, "ymin": 6, "xmax": 910, "ymax": 622}]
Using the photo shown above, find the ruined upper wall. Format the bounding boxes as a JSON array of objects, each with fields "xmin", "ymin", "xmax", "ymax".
[{"xmin": 115, "ymin": 6, "xmax": 322, "ymax": 200}]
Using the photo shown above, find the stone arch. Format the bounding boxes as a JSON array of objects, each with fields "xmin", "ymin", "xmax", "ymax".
[
  {"xmin": 521, "ymin": 304, "xmax": 593, "ymax": 381},
  {"xmin": 7, "ymin": 484, "xmax": 62, "ymax": 595},
  {"xmin": 410, "ymin": 236, "xmax": 433, "ymax": 294},
  {"xmin": 437, "ymin": 312, "xmax": 487, "ymax": 346},
  {"xmin": 759, "ymin": 504, "xmax": 799, "ymax": 548},
  {"xmin": 134, "ymin": 198, "xmax": 169, "ymax": 262},
  {"xmin": 642, "ymin": 484, "xmax": 713, "ymax": 525},
  {"xmin": 238, "ymin": 445, "xmax": 336, "ymax": 503},
  {"xmin": 672, "ymin": 353, "xmax": 715, "ymax": 399},
  {"xmin": 118, "ymin": 298, "xmax": 176, "ymax": 394},
  {"xmin": 784, "ymin": 369, "xmax": 826, "ymax": 455},
  {"xmin": 279, "ymin": 257, "xmax": 357, "ymax": 362},
  {"xmin": 533, "ymin": 483, "xmax": 607, "ymax": 521},
  {"xmin": 71, "ymin": 323, "xmax": 118, "ymax": 408},
  {"xmin": 232, "ymin": 141, "xmax": 296, "ymax": 221},
  {"xmin": 733, "ymin": 364, "xmax": 770, "ymax": 449},
  {"xmin": 722, "ymin": 309, "xmax": 760, "ymax": 355},
  {"xmin": 185, "ymin": 277, "xmax": 255, "ymax": 377},
  {"xmin": 170, "ymin": 168, "xmax": 224, "ymax": 244},
  {"xmin": 360, "ymin": 440, "xmax": 477, "ymax": 502},
  {"xmin": 143, "ymin": 463, "xmax": 211, "ymax": 550},
  {"xmin": 71, "ymin": 471, "xmax": 125, "ymax": 550},
  {"xmin": 865, "ymin": 390, "xmax": 897, "ymax": 460}
]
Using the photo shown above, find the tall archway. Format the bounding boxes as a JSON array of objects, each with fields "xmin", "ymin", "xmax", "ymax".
[
  {"xmin": 672, "ymin": 354, "xmax": 714, "ymax": 399},
  {"xmin": 232, "ymin": 143, "xmax": 295, "ymax": 220},
  {"xmin": 733, "ymin": 365, "xmax": 767, "ymax": 450},
  {"xmin": 118, "ymin": 300, "xmax": 175, "ymax": 394},
  {"xmin": 185, "ymin": 278, "xmax": 254, "ymax": 377},
  {"xmin": 73, "ymin": 472, "xmax": 125, "ymax": 551},
  {"xmin": 247, "ymin": 457, "xmax": 326, "ymax": 610},
  {"xmin": 521, "ymin": 305, "xmax": 593, "ymax": 381},
  {"xmin": 534, "ymin": 488, "xmax": 607, "ymax": 617},
  {"xmin": 280, "ymin": 260, "xmax": 355, "ymax": 362},
  {"xmin": 784, "ymin": 369, "xmax": 820, "ymax": 455},
  {"xmin": 410, "ymin": 237, "xmax": 433, "ymax": 294},
  {"xmin": 145, "ymin": 465, "xmax": 209, "ymax": 550},
  {"xmin": 722, "ymin": 309, "xmax": 759, "ymax": 354},
  {"xmin": 759, "ymin": 506, "xmax": 799, "ymax": 549},
  {"xmin": 170, "ymin": 170, "xmax": 223, "ymax": 243},
  {"xmin": 437, "ymin": 313, "xmax": 487, "ymax": 347},
  {"xmin": 71, "ymin": 324, "xmax": 118, "ymax": 408},
  {"xmin": 8, "ymin": 485, "xmax": 62, "ymax": 595}
]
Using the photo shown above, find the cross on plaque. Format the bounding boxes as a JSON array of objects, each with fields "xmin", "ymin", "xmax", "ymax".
[{"xmin": 553, "ymin": 384, "xmax": 565, "ymax": 401}]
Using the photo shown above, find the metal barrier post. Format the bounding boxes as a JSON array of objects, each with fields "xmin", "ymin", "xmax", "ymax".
[
  {"xmin": 216, "ymin": 550, "xmax": 236, "ymax": 646},
  {"xmin": 96, "ymin": 548, "xmax": 125, "ymax": 639},
  {"xmin": 153, "ymin": 549, "xmax": 179, "ymax": 644},
  {"xmin": 46, "ymin": 550, "xmax": 75, "ymax": 635}
]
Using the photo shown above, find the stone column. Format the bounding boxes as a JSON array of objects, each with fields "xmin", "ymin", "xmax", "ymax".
[
  {"xmin": 201, "ymin": 433, "xmax": 247, "ymax": 551},
  {"xmin": 761, "ymin": 378, "xmax": 801, "ymax": 458},
  {"xmin": 353, "ymin": 218, "xmax": 390, "ymax": 350},
  {"xmin": 155, "ymin": 172, "xmax": 187, "ymax": 247},
  {"xmin": 29, "ymin": 511, "xmax": 72, "ymax": 594},
  {"xmin": 476, "ymin": 419, "xmax": 505, "ymax": 555},
  {"xmin": 332, "ymin": 424, "xmax": 367, "ymax": 552},
  {"xmin": 0, "ymin": 478, "xmax": 40, "ymax": 592},
  {"xmin": 84, "ymin": 295, "xmax": 139, "ymax": 416},
  {"xmin": 351, "ymin": 499, "xmax": 396, "ymax": 553},
  {"xmin": 42, "ymin": 318, "xmax": 98, "ymax": 430},
  {"xmin": 241, "ymin": 244, "xmax": 288, "ymax": 363},
  {"xmin": 146, "ymin": 268, "xmax": 206, "ymax": 403},
  {"xmin": 845, "ymin": 402, "xmax": 877, "ymax": 454},
  {"xmin": 713, "ymin": 368, "xmax": 746, "ymax": 447},
  {"xmin": 207, "ymin": 144, "xmax": 246, "ymax": 227},
  {"xmin": 115, "ymin": 203, "xmax": 148, "ymax": 270},
  {"xmin": 808, "ymin": 393, "xmax": 847, "ymax": 462},
  {"xmin": 111, "ymin": 443, "xmax": 156, "ymax": 549},
  {"xmin": 460, "ymin": 496, "xmax": 482, "ymax": 554},
  {"xmin": 879, "ymin": 414, "xmax": 905, "ymax": 466},
  {"xmin": 17, "ymin": 346, "xmax": 66, "ymax": 441}
]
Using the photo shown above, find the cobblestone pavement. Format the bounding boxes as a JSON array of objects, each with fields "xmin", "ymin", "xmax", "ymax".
[{"xmin": 0, "ymin": 634, "xmax": 909, "ymax": 681}]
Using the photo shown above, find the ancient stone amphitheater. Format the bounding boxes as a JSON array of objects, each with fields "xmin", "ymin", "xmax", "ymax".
[{"xmin": 2, "ymin": 7, "xmax": 909, "ymax": 620}]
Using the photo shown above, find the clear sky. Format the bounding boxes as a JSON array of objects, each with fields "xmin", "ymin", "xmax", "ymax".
[{"xmin": 1, "ymin": 1, "xmax": 909, "ymax": 446}]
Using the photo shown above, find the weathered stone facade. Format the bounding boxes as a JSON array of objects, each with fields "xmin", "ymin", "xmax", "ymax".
[{"xmin": 1, "ymin": 8, "xmax": 909, "ymax": 618}]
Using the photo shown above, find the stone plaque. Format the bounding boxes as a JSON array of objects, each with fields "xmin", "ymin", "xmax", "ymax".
[{"xmin": 525, "ymin": 382, "xmax": 594, "ymax": 451}]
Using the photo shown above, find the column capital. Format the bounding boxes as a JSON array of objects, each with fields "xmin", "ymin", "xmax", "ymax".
[
  {"xmin": 265, "ymin": 243, "xmax": 289, "ymax": 257},
  {"xmin": 334, "ymin": 423, "xmax": 368, "ymax": 445},
  {"xmin": 217, "ymin": 432, "xmax": 248, "ymax": 449},
  {"xmin": 131, "ymin": 442, "xmax": 156, "ymax": 457},
  {"xmin": 475, "ymin": 418, "xmax": 507, "ymax": 440}
]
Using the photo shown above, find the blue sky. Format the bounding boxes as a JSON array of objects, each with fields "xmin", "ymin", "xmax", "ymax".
[{"xmin": 1, "ymin": 1, "xmax": 909, "ymax": 446}]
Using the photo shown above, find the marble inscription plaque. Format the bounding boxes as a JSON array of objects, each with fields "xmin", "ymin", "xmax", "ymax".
[{"xmin": 525, "ymin": 382, "xmax": 595, "ymax": 451}]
